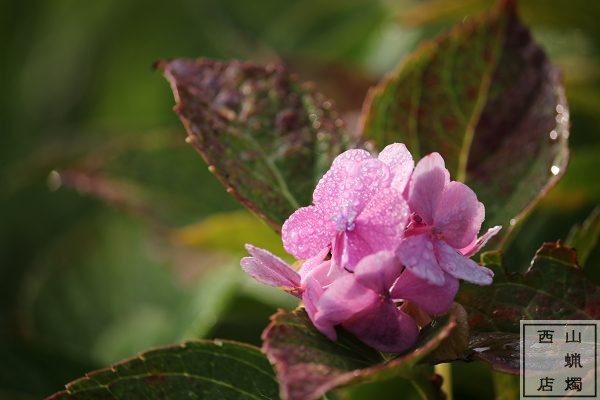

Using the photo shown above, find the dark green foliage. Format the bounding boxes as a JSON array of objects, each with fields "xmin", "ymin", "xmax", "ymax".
[{"xmin": 48, "ymin": 341, "xmax": 279, "ymax": 400}]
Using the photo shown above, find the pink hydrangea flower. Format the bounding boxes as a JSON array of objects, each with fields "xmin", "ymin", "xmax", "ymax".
[
  {"xmin": 240, "ymin": 143, "xmax": 500, "ymax": 354},
  {"xmin": 282, "ymin": 144, "xmax": 413, "ymax": 270},
  {"xmin": 396, "ymin": 153, "xmax": 500, "ymax": 286},
  {"xmin": 241, "ymin": 246, "xmax": 456, "ymax": 353}
]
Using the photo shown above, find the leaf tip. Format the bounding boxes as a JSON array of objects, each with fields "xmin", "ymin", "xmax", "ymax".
[{"xmin": 152, "ymin": 59, "xmax": 170, "ymax": 72}]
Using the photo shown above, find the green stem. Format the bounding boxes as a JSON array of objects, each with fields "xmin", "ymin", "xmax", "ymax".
[
  {"xmin": 492, "ymin": 371, "xmax": 519, "ymax": 400},
  {"xmin": 434, "ymin": 363, "xmax": 453, "ymax": 400},
  {"xmin": 410, "ymin": 365, "xmax": 445, "ymax": 400}
]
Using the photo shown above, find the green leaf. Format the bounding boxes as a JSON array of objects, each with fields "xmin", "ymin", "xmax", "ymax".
[
  {"xmin": 457, "ymin": 242, "xmax": 600, "ymax": 373},
  {"xmin": 47, "ymin": 340, "xmax": 279, "ymax": 400},
  {"xmin": 566, "ymin": 206, "xmax": 600, "ymax": 267},
  {"xmin": 19, "ymin": 212, "xmax": 240, "ymax": 366},
  {"xmin": 361, "ymin": 1, "xmax": 569, "ymax": 242},
  {"xmin": 158, "ymin": 58, "xmax": 353, "ymax": 230},
  {"xmin": 261, "ymin": 308, "xmax": 455, "ymax": 400}
]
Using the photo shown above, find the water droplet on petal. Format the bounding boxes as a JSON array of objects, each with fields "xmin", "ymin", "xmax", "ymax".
[
  {"xmin": 549, "ymin": 130, "xmax": 558, "ymax": 140},
  {"xmin": 550, "ymin": 165, "xmax": 560, "ymax": 176}
]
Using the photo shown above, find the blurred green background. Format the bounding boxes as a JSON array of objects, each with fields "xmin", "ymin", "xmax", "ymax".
[{"xmin": 1, "ymin": 0, "xmax": 598, "ymax": 398}]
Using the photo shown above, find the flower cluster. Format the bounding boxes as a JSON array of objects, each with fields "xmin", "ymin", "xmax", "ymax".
[{"xmin": 241, "ymin": 144, "xmax": 500, "ymax": 353}]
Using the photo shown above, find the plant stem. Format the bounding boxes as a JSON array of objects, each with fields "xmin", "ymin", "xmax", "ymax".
[
  {"xmin": 492, "ymin": 371, "xmax": 519, "ymax": 400},
  {"xmin": 434, "ymin": 363, "xmax": 453, "ymax": 400}
]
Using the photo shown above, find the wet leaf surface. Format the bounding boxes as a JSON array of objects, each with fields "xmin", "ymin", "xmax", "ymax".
[
  {"xmin": 158, "ymin": 58, "xmax": 353, "ymax": 230},
  {"xmin": 457, "ymin": 242, "xmax": 600, "ymax": 373},
  {"xmin": 361, "ymin": 1, "xmax": 569, "ymax": 242}
]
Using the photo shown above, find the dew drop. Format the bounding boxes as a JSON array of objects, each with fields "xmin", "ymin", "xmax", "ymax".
[
  {"xmin": 185, "ymin": 136, "xmax": 193, "ymax": 144},
  {"xmin": 208, "ymin": 165, "xmax": 216, "ymax": 173},
  {"xmin": 556, "ymin": 104, "xmax": 564, "ymax": 114},
  {"xmin": 509, "ymin": 218, "xmax": 517, "ymax": 226},
  {"xmin": 550, "ymin": 165, "xmax": 560, "ymax": 176},
  {"xmin": 549, "ymin": 130, "xmax": 558, "ymax": 140},
  {"xmin": 47, "ymin": 170, "xmax": 62, "ymax": 191}
]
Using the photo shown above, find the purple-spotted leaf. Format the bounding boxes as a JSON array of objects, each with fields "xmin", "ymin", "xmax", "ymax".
[
  {"xmin": 360, "ymin": 1, "xmax": 569, "ymax": 242},
  {"xmin": 262, "ymin": 307, "xmax": 455, "ymax": 400},
  {"xmin": 47, "ymin": 340, "xmax": 279, "ymax": 400},
  {"xmin": 158, "ymin": 59, "xmax": 353, "ymax": 230},
  {"xmin": 457, "ymin": 242, "xmax": 600, "ymax": 374}
]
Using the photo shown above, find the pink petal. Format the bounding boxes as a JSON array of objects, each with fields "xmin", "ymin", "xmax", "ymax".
[
  {"xmin": 343, "ymin": 302, "xmax": 419, "ymax": 353},
  {"xmin": 390, "ymin": 269, "xmax": 458, "ymax": 316},
  {"xmin": 354, "ymin": 251, "xmax": 403, "ymax": 294},
  {"xmin": 300, "ymin": 258, "xmax": 343, "ymax": 288},
  {"xmin": 378, "ymin": 143, "xmax": 414, "ymax": 194},
  {"xmin": 313, "ymin": 274, "xmax": 378, "ymax": 338},
  {"xmin": 331, "ymin": 231, "xmax": 372, "ymax": 271},
  {"xmin": 460, "ymin": 225, "xmax": 502, "ymax": 257},
  {"xmin": 298, "ymin": 247, "xmax": 330, "ymax": 282},
  {"xmin": 302, "ymin": 276, "xmax": 336, "ymax": 340},
  {"xmin": 241, "ymin": 245, "xmax": 301, "ymax": 295},
  {"xmin": 408, "ymin": 152, "xmax": 449, "ymax": 225},
  {"xmin": 332, "ymin": 149, "xmax": 372, "ymax": 166},
  {"xmin": 282, "ymin": 206, "xmax": 335, "ymax": 260},
  {"xmin": 434, "ymin": 181, "xmax": 485, "ymax": 248},
  {"xmin": 354, "ymin": 187, "xmax": 409, "ymax": 256},
  {"xmin": 395, "ymin": 234, "xmax": 446, "ymax": 286},
  {"xmin": 313, "ymin": 158, "xmax": 391, "ymax": 218},
  {"xmin": 436, "ymin": 241, "xmax": 494, "ymax": 285}
]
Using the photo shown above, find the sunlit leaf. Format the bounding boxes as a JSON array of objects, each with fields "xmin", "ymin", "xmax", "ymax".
[
  {"xmin": 173, "ymin": 210, "xmax": 288, "ymax": 259},
  {"xmin": 361, "ymin": 1, "xmax": 569, "ymax": 243},
  {"xmin": 262, "ymin": 308, "xmax": 455, "ymax": 400},
  {"xmin": 158, "ymin": 58, "xmax": 353, "ymax": 230},
  {"xmin": 457, "ymin": 242, "xmax": 600, "ymax": 373},
  {"xmin": 47, "ymin": 340, "xmax": 279, "ymax": 400}
]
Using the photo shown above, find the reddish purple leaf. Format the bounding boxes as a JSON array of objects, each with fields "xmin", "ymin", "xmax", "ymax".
[
  {"xmin": 262, "ymin": 307, "xmax": 456, "ymax": 400},
  {"xmin": 360, "ymin": 1, "xmax": 569, "ymax": 244},
  {"xmin": 158, "ymin": 59, "xmax": 353, "ymax": 230},
  {"xmin": 457, "ymin": 242, "xmax": 600, "ymax": 373}
]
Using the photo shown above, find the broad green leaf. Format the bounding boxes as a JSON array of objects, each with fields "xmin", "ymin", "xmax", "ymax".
[
  {"xmin": 158, "ymin": 58, "xmax": 353, "ymax": 230},
  {"xmin": 361, "ymin": 1, "xmax": 569, "ymax": 242},
  {"xmin": 47, "ymin": 340, "xmax": 279, "ymax": 400},
  {"xmin": 457, "ymin": 242, "xmax": 600, "ymax": 373},
  {"xmin": 566, "ymin": 206, "xmax": 600, "ymax": 267},
  {"xmin": 19, "ymin": 212, "xmax": 240, "ymax": 366},
  {"xmin": 261, "ymin": 308, "xmax": 455, "ymax": 400}
]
